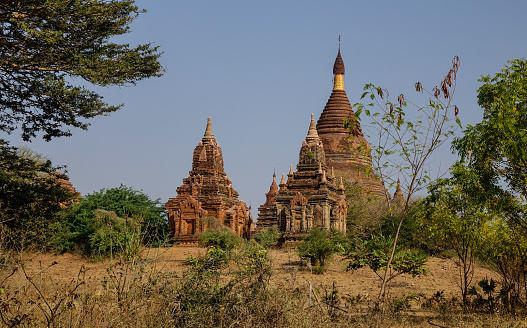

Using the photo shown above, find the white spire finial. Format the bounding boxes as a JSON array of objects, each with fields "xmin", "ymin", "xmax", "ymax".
[
  {"xmin": 202, "ymin": 117, "xmax": 215, "ymax": 143},
  {"xmin": 305, "ymin": 113, "xmax": 319, "ymax": 143}
]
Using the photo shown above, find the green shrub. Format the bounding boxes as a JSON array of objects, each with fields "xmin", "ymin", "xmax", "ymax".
[
  {"xmin": 296, "ymin": 228, "xmax": 345, "ymax": 274},
  {"xmin": 89, "ymin": 209, "xmax": 141, "ymax": 259},
  {"xmin": 344, "ymin": 234, "xmax": 428, "ymax": 282},
  {"xmin": 172, "ymin": 242, "xmax": 275, "ymax": 327},
  {"xmin": 252, "ymin": 226, "xmax": 279, "ymax": 249},
  {"xmin": 198, "ymin": 227, "xmax": 242, "ymax": 252}
]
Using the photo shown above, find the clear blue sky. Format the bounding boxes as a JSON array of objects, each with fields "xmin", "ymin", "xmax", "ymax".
[{"xmin": 12, "ymin": 0, "xmax": 527, "ymax": 217}]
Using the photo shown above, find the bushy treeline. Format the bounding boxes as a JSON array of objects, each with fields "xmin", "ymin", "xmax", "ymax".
[
  {"xmin": 0, "ymin": 141, "xmax": 168, "ymax": 257},
  {"xmin": 53, "ymin": 185, "xmax": 168, "ymax": 258},
  {"xmin": 0, "ymin": 141, "xmax": 78, "ymax": 250}
]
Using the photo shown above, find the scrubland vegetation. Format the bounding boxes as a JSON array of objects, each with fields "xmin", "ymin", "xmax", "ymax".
[
  {"xmin": 1, "ymin": 235, "xmax": 527, "ymax": 328},
  {"xmin": 1, "ymin": 1, "xmax": 527, "ymax": 326}
]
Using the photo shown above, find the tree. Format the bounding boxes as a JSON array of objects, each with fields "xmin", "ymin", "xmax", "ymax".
[
  {"xmin": 296, "ymin": 228, "xmax": 345, "ymax": 274},
  {"xmin": 452, "ymin": 59, "xmax": 527, "ymax": 224},
  {"xmin": 0, "ymin": 0, "xmax": 163, "ymax": 141},
  {"xmin": 478, "ymin": 216, "xmax": 527, "ymax": 312},
  {"xmin": 251, "ymin": 226, "xmax": 280, "ymax": 249},
  {"xmin": 56, "ymin": 185, "xmax": 167, "ymax": 254},
  {"xmin": 451, "ymin": 59, "xmax": 527, "ymax": 311},
  {"xmin": 351, "ymin": 57, "xmax": 461, "ymax": 299},
  {"xmin": 417, "ymin": 162, "xmax": 490, "ymax": 306},
  {"xmin": 0, "ymin": 141, "xmax": 76, "ymax": 250},
  {"xmin": 344, "ymin": 234, "xmax": 428, "ymax": 285}
]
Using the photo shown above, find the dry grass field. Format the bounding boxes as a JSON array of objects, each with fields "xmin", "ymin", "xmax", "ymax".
[{"xmin": 2, "ymin": 246, "xmax": 527, "ymax": 327}]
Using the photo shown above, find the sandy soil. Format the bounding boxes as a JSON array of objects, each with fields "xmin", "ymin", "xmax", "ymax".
[{"xmin": 17, "ymin": 246, "xmax": 499, "ymax": 304}]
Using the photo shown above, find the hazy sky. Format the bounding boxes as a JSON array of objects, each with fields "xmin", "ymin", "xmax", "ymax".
[{"xmin": 11, "ymin": 1, "xmax": 527, "ymax": 217}]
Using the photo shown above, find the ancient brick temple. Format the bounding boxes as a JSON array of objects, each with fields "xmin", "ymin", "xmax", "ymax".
[
  {"xmin": 316, "ymin": 47, "xmax": 385, "ymax": 198},
  {"xmin": 271, "ymin": 114, "xmax": 347, "ymax": 242},
  {"xmin": 166, "ymin": 117, "xmax": 252, "ymax": 244}
]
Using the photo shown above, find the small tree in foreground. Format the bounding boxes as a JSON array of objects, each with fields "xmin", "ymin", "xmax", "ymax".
[
  {"xmin": 417, "ymin": 162, "xmax": 489, "ymax": 306},
  {"xmin": 344, "ymin": 234, "xmax": 428, "ymax": 284},
  {"xmin": 351, "ymin": 56, "xmax": 461, "ymax": 299},
  {"xmin": 297, "ymin": 228, "xmax": 345, "ymax": 274}
]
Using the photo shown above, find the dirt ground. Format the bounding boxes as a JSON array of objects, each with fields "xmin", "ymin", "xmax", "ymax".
[{"xmin": 17, "ymin": 246, "xmax": 499, "ymax": 304}]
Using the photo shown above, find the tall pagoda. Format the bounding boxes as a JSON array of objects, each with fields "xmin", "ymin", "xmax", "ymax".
[
  {"xmin": 166, "ymin": 117, "xmax": 252, "ymax": 245},
  {"xmin": 316, "ymin": 46, "xmax": 385, "ymax": 197}
]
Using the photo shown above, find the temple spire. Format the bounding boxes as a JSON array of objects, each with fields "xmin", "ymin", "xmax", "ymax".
[
  {"xmin": 305, "ymin": 113, "xmax": 320, "ymax": 143},
  {"xmin": 333, "ymin": 40, "xmax": 345, "ymax": 91},
  {"xmin": 202, "ymin": 117, "xmax": 215, "ymax": 144},
  {"xmin": 270, "ymin": 171, "xmax": 278, "ymax": 191},
  {"xmin": 279, "ymin": 173, "xmax": 287, "ymax": 190}
]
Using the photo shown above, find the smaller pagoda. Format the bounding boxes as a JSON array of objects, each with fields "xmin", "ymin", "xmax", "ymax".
[
  {"xmin": 255, "ymin": 171, "xmax": 279, "ymax": 232},
  {"xmin": 166, "ymin": 117, "xmax": 252, "ymax": 245},
  {"xmin": 261, "ymin": 114, "xmax": 347, "ymax": 243}
]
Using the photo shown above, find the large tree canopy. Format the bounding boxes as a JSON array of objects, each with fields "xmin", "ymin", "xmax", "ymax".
[
  {"xmin": 0, "ymin": 0, "xmax": 163, "ymax": 141},
  {"xmin": 453, "ymin": 59, "xmax": 527, "ymax": 203}
]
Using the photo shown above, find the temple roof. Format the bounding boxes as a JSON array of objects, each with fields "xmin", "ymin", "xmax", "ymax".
[{"xmin": 316, "ymin": 88, "xmax": 357, "ymax": 136}]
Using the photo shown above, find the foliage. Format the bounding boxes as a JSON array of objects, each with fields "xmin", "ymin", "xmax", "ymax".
[
  {"xmin": 0, "ymin": 0, "xmax": 163, "ymax": 141},
  {"xmin": 453, "ymin": 59, "xmax": 527, "ymax": 212},
  {"xmin": 0, "ymin": 141, "xmax": 76, "ymax": 250},
  {"xmin": 173, "ymin": 243, "xmax": 276, "ymax": 327},
  {"xmin": 468, "ymin": 277, "xmax": 498, "ymax": 313},
  {"xmin": 89, "ymin": 209, "xmax": 141, "ymax": 259},
  {"xmin": 352, "ymin": 57, "xmax": 461, "ymax": 207},
  {"xmin": 56, "ymin": 185, "xmax": 167, "ymax": 255},
  {"xmin": 296, "ymin": 228, "xmax": 345, "ymax": 274},
  {"xmin": 449, "ymin": 59, "xmax": 527, "ymax": 311},
  {"xmin": 252, "ymin": 226, "xmax": 280, "ymax": 249},
  {"xmin": 351, "ymin": 57, "xmax": 461, "ymax": 298},
  {"xmin": 345, "ymin": 180, "xmax": 389, "ymax": 237},
  {"xmin": 379, "ymin": 200, "xmax": 427, "ymax": 250},
  {"xmin": 417, "ymin": 162, "xmax": 490, "ymax": 305},
  {"xmin": 344, "ymin": 234, "xmax": 428, "ymax": 283},
  {"xmin": 478, "ymin": 217, "xmax": 527, "ymax": 312},
  {"xmin": 388, "ymin": 293, "xmax": 421, "ymax": 314},
  {"xmin": 198, "ymin": 227, "xmax": 242, "ymax": 252}
]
